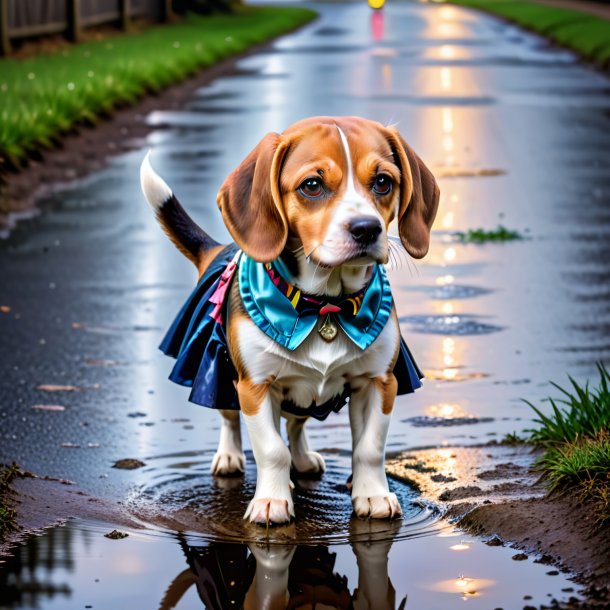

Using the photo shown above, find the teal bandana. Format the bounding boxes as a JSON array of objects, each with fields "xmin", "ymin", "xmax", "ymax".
[{"xmin": 238, "ymin": 253, "xmax": 394, "ymax": 351}]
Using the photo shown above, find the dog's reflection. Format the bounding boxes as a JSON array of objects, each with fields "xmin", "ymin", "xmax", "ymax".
[{"xmin": 159, "ymin": 519, "xmax": 407, "ymax": 610}]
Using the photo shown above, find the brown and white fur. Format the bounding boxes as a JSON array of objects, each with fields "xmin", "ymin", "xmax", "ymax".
[{"xmin": 141, "ymin": 116, "xmax": 439, "ymax": 525}]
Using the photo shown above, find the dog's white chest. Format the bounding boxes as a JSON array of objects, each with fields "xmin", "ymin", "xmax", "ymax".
[{"xmin": 235, "ymin": 312, "xmax": 398, "ymax": 409}]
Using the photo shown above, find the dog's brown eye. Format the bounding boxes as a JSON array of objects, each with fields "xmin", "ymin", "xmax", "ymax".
[
  {"xmin": 298, "ymin": 178, "xmax": 324, "ymax": 199},
  {"xmin": 372, "ymin": 174, "xmax": 392, "ymax": 196}
]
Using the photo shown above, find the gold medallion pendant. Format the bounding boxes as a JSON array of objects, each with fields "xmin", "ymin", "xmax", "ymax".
[{"xmin": 318, "ymin": 314, "xmax": 338, "ymax": 342}]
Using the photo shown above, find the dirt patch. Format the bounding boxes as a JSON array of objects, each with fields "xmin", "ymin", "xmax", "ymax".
[
  {"xmin": 0, "ymin": 471, "xmax": 141, "ymax": 557},
  {"xmin": 387, "ymin": 446, "xmax": 610, "ymax": 608},
  {"xmin": 457, "ymin": 496, "xmax": 610, "ymax": 606},
  {"xmin": 0, "ymin": 39, "xmax": 277, "ymax": 234},
  {"xmin": 439, "ymin": 485, "xmax": 484, "ymax": 501}
]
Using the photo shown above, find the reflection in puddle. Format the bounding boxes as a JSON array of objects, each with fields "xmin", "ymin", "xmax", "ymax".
[
  {"xmin": 0, "ymin": 517, "xmax": 579, "ymax": 610},
  {"xmin": 423, "ymin": 368, "xmax": 489, "ymax": 382},
  {"xmin": 400, "ymin": 314, "xmax": 503, "ymax": 335},
  {"xmin": 404, "ymin": 415, "xmax": 494, "ymax": 427},
  {"xmin": 404, "ymin": 403, "xmax": 494, "ymax": 427},
  {"xmin": 428, "ymin": 284, "xmax": 492, "ymax": 300},
  {"xmin": 0, "ymin": 453, "xmax": 573, "ymax": 609}
]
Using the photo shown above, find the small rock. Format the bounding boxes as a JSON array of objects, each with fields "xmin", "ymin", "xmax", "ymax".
[
  {"xmin": 546, "ymin": 570, "xmax": 559, "ymax": 576},
  {"xmin": 430, "ymin": 473, "xmax": 457, "ymax": 483},
  {"xmin": 512, "ymin": 553, "xmax": 528, "ymax": 561},
  {"xmin": 112, "ymin": 458, "xmax": 145, "ymax": 470},
  {"xmin": 104, "ymin": 530, "xmax": 128, "ymax": 540},
  {"xmin": 127, "ymin": 411, "xmax": 147, "ymax": 418},
  {"xmin": 533, "ymin": 554, "xmax": 554, "ymax": 565},
  {"xmin": 485, "ymin": 534, "xmax": 504, "ymax": 547}
]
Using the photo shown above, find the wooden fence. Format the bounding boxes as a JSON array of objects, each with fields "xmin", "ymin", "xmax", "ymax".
[{"xmin": 0, "ymin": 0, "xmax": 174, "ymax": 56}]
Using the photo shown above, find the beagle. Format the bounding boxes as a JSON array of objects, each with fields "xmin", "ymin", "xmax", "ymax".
[{"xmin": 140, "ymin": 116, "xmax": 439, "ymax": 525}]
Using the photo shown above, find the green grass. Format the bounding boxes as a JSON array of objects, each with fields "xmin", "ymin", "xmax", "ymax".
[
  {"xmin": 524, "ymin": 364, "xmax": 610, "ymax": 525},
  {"xmin": 454, "ymin": 225, "xmax": 523, "ymax": 243},
  {"xmin": 446, "ymin": 0, "xmax": 610, "ymax": 68},
  {"xmin": 500, "ymin": 431, "xmax": 528, "ymax": 445},
  {"xmin": 525, "ymin": 363, "xmax": 610, "ymax": 445},
  {"xmin": 0, "ymin": 6, "xmax": 317, "ymax": 170}
]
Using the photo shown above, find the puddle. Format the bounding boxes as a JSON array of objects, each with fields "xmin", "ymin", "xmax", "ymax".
[
  {"xmin": 404, "ymin": 283, "xmax": 494, "ymax": 300},
  {"xmin": 1, "ymin": 451, "xmax": 573, "ymax": 609},
  {"xmin": 399, "ymin": 314, "xmax": 504, "ymax": 335},
  {"xmin": 0, "ymin": 452, "xmax": 575, "ymax": 609},
  {"xmin": 0, "ymin": 512, "xmax": 580, "ymax": 610},
  {"xmin": 128, "ymin": 451, "xmax": 434, "ymax": 545},
  {"xmin": 404, "ymin": 415, "xmax": 494, "ymax": 427}
]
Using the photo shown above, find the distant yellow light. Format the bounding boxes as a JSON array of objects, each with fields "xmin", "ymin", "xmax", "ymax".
[
  {"xmin": 442, "ymin": 211, "xmax": 454, "ymax": 228},
  {"xmin": 436, "ymin": 274, "xmax": 455, "ymax": 285},
  {"xmin": 369, "ymin": 0, "xmax": 385, "ymax": 9},
  {"xmin": 444, "ymin": 247, "xmax": 456, "ymax": 262},
  {"xmin": 442, "ymin": 302, "xmax": 454, "ymax": 315}
]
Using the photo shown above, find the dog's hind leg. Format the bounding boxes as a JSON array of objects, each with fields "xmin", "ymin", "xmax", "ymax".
[
  {"xmin": 210, "ymin": 409, "xmax": 246, "ymax": 476},
  {"xmin": 286, "ymin": 416, "xmax": 326, "ymax": 475}
]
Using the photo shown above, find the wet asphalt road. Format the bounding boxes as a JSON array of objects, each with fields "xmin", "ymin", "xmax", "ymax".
[{"xmin": 1, "ymin": 0, "xmax": 609, "ymax": 501}]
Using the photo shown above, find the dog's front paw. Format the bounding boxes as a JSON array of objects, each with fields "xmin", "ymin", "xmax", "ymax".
[
  {"xmin": 210, "ymin": 451, "xmax": 245, "ymax": 476},
  {"xmin": 291, "ymin": 450, "xmax": 326, "ymax": 475},
  {"xmin": 352, "ymin": 492, "xmax": 402, "ymax": 519},
  {"xmin": 245, "ymin": 497, "xmax": 294, "ymax": 525}
]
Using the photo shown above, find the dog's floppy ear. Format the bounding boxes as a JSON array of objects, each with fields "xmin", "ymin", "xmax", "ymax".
[
  {"xmin": 217, "ymin": 133, "xmax": 289, "ymax": 262},
  {"xmin": 388, "ymin": 129, "xmax": 440, "ymax": 259}
]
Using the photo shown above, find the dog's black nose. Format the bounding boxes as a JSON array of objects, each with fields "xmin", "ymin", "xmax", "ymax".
[{"xmin": 348, "ymin": 218, "xmax": 382, "ymax": 245}]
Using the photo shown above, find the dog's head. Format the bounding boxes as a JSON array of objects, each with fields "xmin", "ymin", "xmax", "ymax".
[{"xmin": 217, "ymin": 116, "xmax": 439, "ymax": 266}]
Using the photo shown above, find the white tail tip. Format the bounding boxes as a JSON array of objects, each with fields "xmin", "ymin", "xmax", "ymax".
[{"xmin": 140, "ymin": 151, "xmax": 172, "ymax": 210}]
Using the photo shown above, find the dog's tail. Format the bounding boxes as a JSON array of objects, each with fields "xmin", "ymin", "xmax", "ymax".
[{"xmin": 140, "ymin": 152, "xmax": 219, "ymax": 265}]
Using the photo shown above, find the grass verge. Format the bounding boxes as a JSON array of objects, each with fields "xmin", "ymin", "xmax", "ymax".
[
  {"xmin": 454, "ymin": 225, "xmax": 523, "ymax": 243},
  {"xmin": 524, "ymin": 364, "xmax": 610, "ymax": 525},
  {"xmin": 0, "ymin": 6, "xmax": 317, "ymax": 170},
  {"xmin": 446, "ymin": 0, "xmax": 610, "ymax": 69},
  {"xmin": 0, "ymin": 463, "xmax": 21, "ymax": 539}
]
